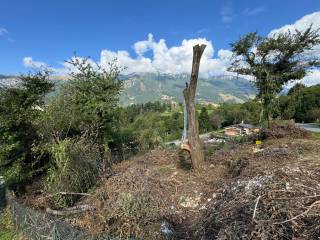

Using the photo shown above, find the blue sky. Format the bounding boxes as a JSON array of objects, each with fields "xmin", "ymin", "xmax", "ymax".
[{"xmin": 1, "ymin": 0, "xmax": 320, "ymax": 76}]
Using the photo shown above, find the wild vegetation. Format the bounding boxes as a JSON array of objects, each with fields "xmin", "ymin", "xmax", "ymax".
[{"xmin": 0, "ymin": 26, "xmax": 320, "ymax": 239}]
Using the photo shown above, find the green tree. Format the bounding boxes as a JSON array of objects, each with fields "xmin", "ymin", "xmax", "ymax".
[
  {"xmin": 229, "ymin": 26, "xmax": 320, "ymax": 126},
  {"xmin": 66, "ymin": 58, "xmax": 123, "ymax": 142},
  {"xmin": 199, "ymin": 107, "xmax": 210, "ymax": 133},
  {"xmin": 0, "ymin": 72, "xmax": 54, "ymax": 191},
  {"xmin": 287, "ymin": 83, "xmax": 306, "ymax": 96}
]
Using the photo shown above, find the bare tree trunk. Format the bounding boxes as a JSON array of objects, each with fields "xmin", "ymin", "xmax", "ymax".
[{"xmin": 183, "ymin": 44, "xmax": 206, "ymax": 169}]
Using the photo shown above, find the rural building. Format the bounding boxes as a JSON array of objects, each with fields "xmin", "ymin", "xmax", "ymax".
[{"xmin": 225, "ymin": 123, "xmax": 260, "ymax": 136}]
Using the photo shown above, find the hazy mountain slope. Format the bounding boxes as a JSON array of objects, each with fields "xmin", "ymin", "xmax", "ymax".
[
  {"xmin": 120, "ymin": 73, "xmax": 256, "ymax": 105},
  {"xmin": 0, "ymin": 73, "xmax": 256, "ymax": 105}
]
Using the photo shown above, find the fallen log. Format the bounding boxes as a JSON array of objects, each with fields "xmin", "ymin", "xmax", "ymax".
[{"xmin": 46, "ymin": 204, "xmax": 96, "ymax": 216}]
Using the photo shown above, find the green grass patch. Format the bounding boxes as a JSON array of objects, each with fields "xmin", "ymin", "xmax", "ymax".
[
  {"xmin": 312, "ymin": 132, "xmax": 320, "ymax": 139},
  {"xmin": 0, "ymin": 207, "xmax": 18, "ymax": 240},
  {"xmin": 0, "ymin": 229, "xmax": 16, "ymax": 240}
]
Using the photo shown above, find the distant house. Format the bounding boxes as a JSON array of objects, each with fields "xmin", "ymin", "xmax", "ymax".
[{"xmin": 225, "ymin": 122, "xmax": 260, "ymax": 136}]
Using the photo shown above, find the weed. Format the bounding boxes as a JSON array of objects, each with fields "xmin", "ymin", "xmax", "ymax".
[{"xmin": 225, "ymin": 158, "xmax": 248, "ymax": 177}]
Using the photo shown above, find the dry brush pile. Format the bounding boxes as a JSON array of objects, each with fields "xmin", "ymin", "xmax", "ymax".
[
  {"xmin": 186, "ymin": 163, "xmax": 320, "ymax": 239},
  {"xmin": 13, "ymin": 124, "xmax": 320, "ymax": 240}
]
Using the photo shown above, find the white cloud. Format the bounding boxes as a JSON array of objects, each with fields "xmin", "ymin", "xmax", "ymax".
[
  {"xmin": 23, "ymin": 57, "xmax": 47, "ymax": 69},
  {"xmin": 269, "ymin": 11, "xmax": 320, "ymax": 36},
  {"xmin": 133, "ymin": 33, "xmax": 154, "ymax": 56},
  {"xmin": 285, "ymin": 69, "xmax": 320, "ymax": 88},
  {"xmin": 242, "ymin": 7, "xmax": 265, "ymax": 16},
  {"xmin": 298, "ymin": 69, "xmax": 320, "ymax": 86},
  {"xmin": 99, "ymin": 33, "xmax": 233, "ymax": 77},
  {"xmin": 25, "ymin": 34, "xmax": 233, "ymax": 77},
  {"xmin": 269, "ymin": 11, "xmax": 320, "ymax": 56},
  {"xmin": 23, "ymin": 11, "xmax": 320, "ymax": 85}
]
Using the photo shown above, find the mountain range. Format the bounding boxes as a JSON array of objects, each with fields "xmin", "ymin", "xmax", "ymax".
[
  {"xmin": 0, "ymin": 73, "xmax": 257, "ymax": 105},
  {"xmin": 119, "ymin": 73, "xmax": 256, "ymax": 105}
]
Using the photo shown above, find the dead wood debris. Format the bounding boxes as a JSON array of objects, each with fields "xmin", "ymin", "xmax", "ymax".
[
  {"xmin": 262, "ymin": 123, "xmax": 312, "ymax": 139},
  {"xmin": 181, "ymin": 165, "xmax": 320, "ymax": 240},
  {"xmin": 16, "ymin": 136, "xmax": 320, "ymax": 240},
  {"xmin": 46, "ymin": 204, "xmax": 96, "ymax": 216}
]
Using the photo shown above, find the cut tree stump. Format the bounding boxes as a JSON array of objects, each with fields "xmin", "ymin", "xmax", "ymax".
[{"xmin": 183, "ymin": 44, "xmax": 206, "ymax": 169}]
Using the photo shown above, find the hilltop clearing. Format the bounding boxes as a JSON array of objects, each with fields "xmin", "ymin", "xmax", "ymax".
[{"xmin": 17, "ymin": 126, "xmax": 320, "ymax": 239}]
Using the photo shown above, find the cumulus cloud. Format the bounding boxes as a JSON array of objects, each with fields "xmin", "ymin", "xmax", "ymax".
[
  {"xmin": 269, "ymin": 12, "xmax": 320, "ymax": 36},
  {"xmin": 99, "ymin": 33, "xmax": 233, "ymax": 77},
  {"xmin": 300, "ymin": 69, "xmax": 320, "ymax": 86},
  {"xmin": 24, "ymin": 34, "xmax": 233, "ymax": 77},
  {"xmin": 285, "ymin": 69, "xmax": 320, "ymax": 89},
  {"xmin": 23, "ymin": 57, "xmax": 47, "ymax": 69},
  {"xmin": 269, "ymin": 11, "xmax": 320, "ymax": 56},
  {"xmin": 23, "ymin": 11, "xmax": 320, "ymax": 86}
]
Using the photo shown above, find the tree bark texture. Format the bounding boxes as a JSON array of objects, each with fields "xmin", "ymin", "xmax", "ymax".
[{"xmin": 183, "ymin": 44, "xmax": 206, "ymax": 169}]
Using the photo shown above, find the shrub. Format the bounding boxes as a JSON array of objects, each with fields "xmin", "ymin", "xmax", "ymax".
[
  {"xmin": 225, "ymin": 158, "xmax": 248, "ymax": 177},
  {"xmin": 106, "ymin": 192, "xmax": 159, "ymax": 238},
  {"xmin": 0, "ymin": 72, "xmax": 53, "ymax": 192},
  {"xmin": 136, "ymin": 129, "xmax": 163, "ymax": 151},
  {"xmin": 46, "ymin": 138, "xmax": 100, "ymax": 207}
]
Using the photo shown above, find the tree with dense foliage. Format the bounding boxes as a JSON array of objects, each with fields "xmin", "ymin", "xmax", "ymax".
[
  {"xmin": 0, "ymin": 72, "xmax": 53, "ymax": 191},
  {"xmin": 229, "ymin": 26, "xmax": 320, "ymax": 125},
  {"xmin": 40, "ymin": 58, "xmax": 123, "ymax": 158},
  {"xmin": 278, "ymin": 84, "xmax": 320, "ymax": 122},
  {"xmin": 36, "ymin": 58, "xmax": 124, "ymax": 205}
]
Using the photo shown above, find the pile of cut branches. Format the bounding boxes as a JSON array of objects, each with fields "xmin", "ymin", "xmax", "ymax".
[
  {"xmin": 262, "ymin": 123, "xmax": 311, "ymax": 139},
  {"xmin": 183, "ymin": 162, "xmax": 320, "ymax": 239}
]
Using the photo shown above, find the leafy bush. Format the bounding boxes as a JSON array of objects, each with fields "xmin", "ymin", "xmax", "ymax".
[
  {"xmin": 0, "ymin": 72, "xmax": 53, "ymax": 192},
  {"xmin": 46, "ymin": 139, "xmax": 99, "ymax": 207}
]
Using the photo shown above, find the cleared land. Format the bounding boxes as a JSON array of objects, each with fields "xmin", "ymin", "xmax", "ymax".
[{"xmin": 15, "ymin": 125, "xmax": 320, "ymax": 239}]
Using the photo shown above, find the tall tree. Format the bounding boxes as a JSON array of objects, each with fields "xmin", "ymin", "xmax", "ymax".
[
  {"xmin": 183, "ymin": 44, "xmax": 206, "ymax": 169},
  {"xmin": 63, "ymin": 58, "xmax": 123, "ymax": 143},
  {"xmin": 229, "ymin": 26, "xmax": 320, "ymax": 125},
  {"xmin": 0, "ymin": 72, "xmax": 54, "ymax": 191}
]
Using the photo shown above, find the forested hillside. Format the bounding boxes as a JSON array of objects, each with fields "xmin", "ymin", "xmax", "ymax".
[
  {"xmin": 119, "ymin": 73, "xmax": 256, "ymax": 105},
  {"xmin": 0, "ymin": 73, "xmax": 256, "ymax": 105}
]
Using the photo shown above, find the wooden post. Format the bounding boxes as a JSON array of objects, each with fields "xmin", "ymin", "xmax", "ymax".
[{"xmin": 183, "ymin": 44, "xmax": 206, "ymax": 169}]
